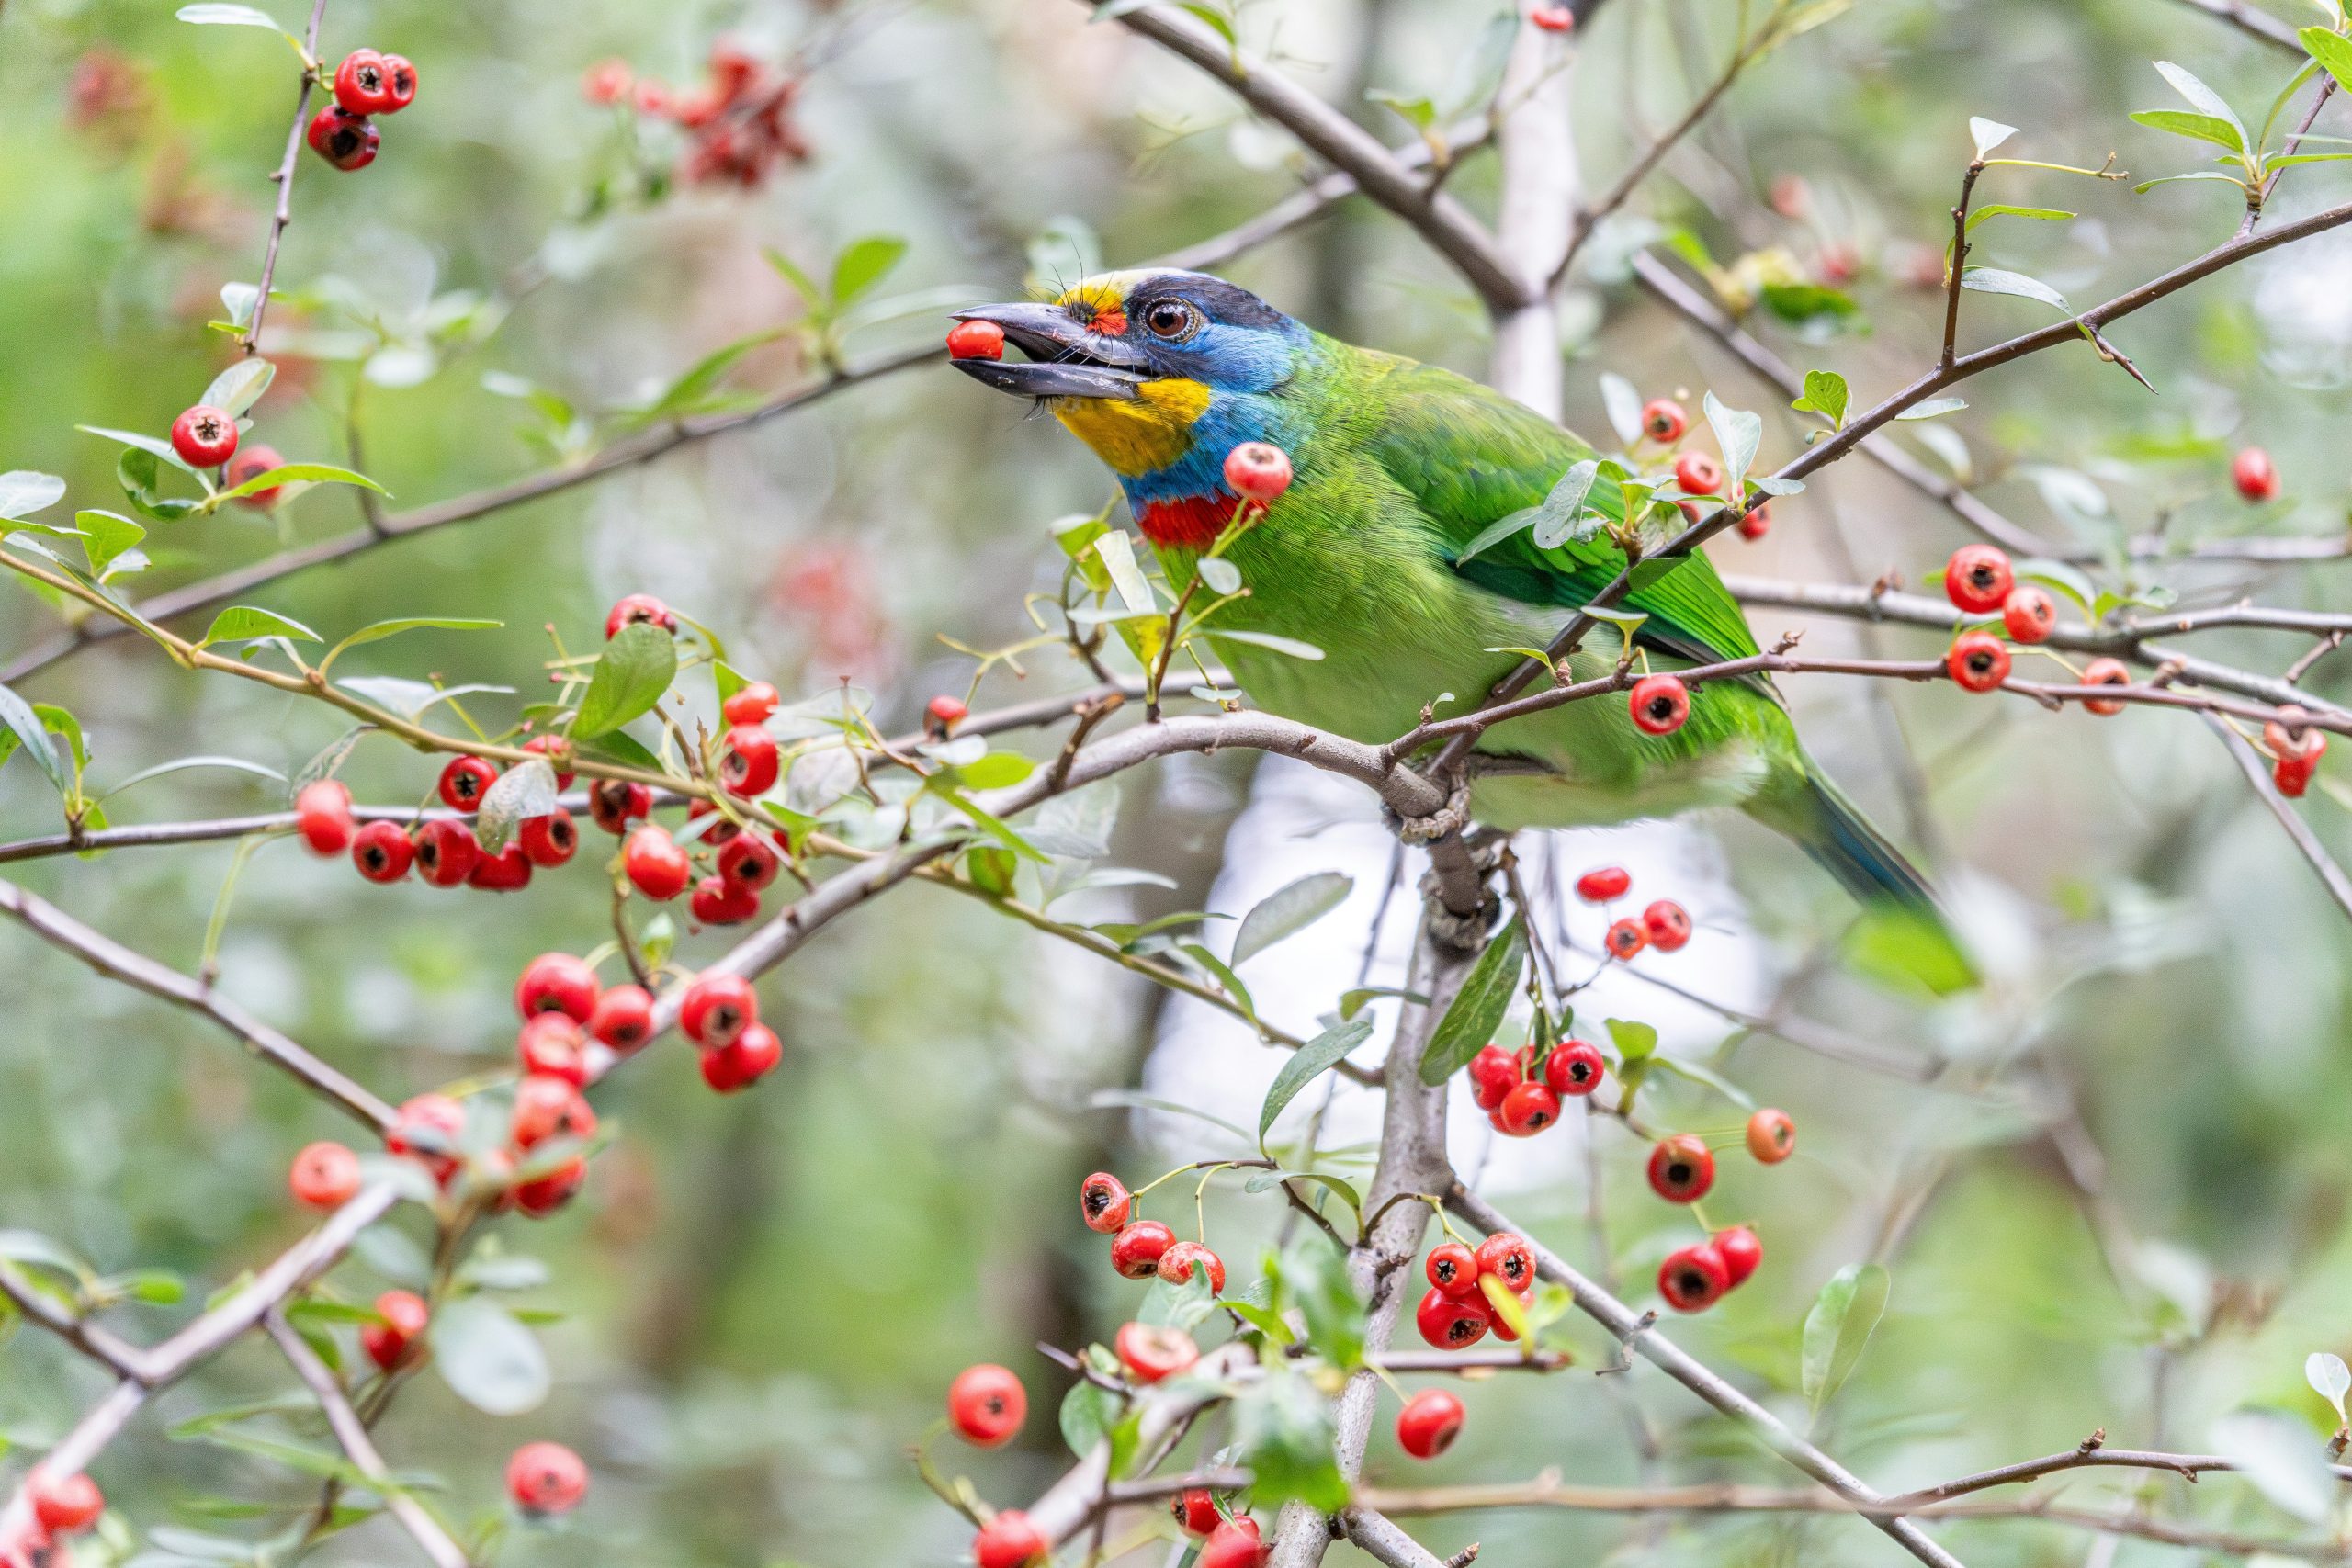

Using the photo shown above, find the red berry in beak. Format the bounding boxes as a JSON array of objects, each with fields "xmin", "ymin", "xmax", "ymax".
[{"xmin": 946, "ymin": 320, "xmax": 1005, "ymax": 360}]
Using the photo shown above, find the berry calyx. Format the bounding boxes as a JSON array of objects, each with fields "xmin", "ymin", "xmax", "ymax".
[
  {"xmin": 413, "ymin": 819, "xmax": 480, "ymax": 886},
  {"xmin": 511, "ymin": 1074, "xmax": 595, "ymax": 1149},
  {"xmin": 690, "ymin": 874, "xmax": 761, "ymax": 925},
  {"xmin": 1396, "ymin": 1388, "xmax": 1465, "ymax": 1459},
  {"xmin": 28, "ymin": 1472, "xmax": 103, "ymax": 1535},
  {"xmin": 718, "ymin": 833, "xmax": 780, "ymax": 892},
  {"xmin": 1642, "ymin": 898, "xmax": 1692, "ymax": 952},
  {"xmin": 1942, "ymin": 544, "xmax": 2013, "ymax": 614},
  {"xmin": 438, "ymin": 754, "xmax": 498, "ymax": 810},
  {"xmin": 1114, "ymin": 1321, "xmax": 1199, "ymax": 1383},
  {"xmin": 1497, "ymin": 1079, "xmax": 1561, "ymax": 1136},
  {"xmin": 288, "ymin": 1140, "xmax": 361, "ymax": 1209},
  {"xmin": 306, "ymin": 106, "xmax": 379, "ymax": 170},
  {"xmin": 623, "ymin": 825, "xmax": 692, "ymax": 900},
  {"xmin": 1415, "ymin": 1285, "xmax": 1491, "ymax": 1348},
  {"xmin": 1673, "ymin": 450, "xmax": 1724, "ymax": 495},
  {"xmin": 1080, "ymin": 1171, "xmax": 1132, "ymax": 1234},
  {"xmin": 516, "ymin": 1015, "xmax": 588, "ymax": 1086},
  {"xmin": 1223, "ymin": 441, "xmax": 1294, "ymax": 502},
  {"xmin": 224, "ymin": 444, "xmax": 287, "ymax": 507},
  {"xmin": 2233, "ymin": 446, "xmax": 2281, "ymax": 502},
  {"xmin": 2080, "ymin": 657, "xmax": 2132, "ymax": 716},
  {"xmin": 506, "ymin": 1441, "xmax": 588, "ymax": 1515},
  {"xmin": 1947, "ymin": 630, "xmax": 2010, "ymax": 693},
  {"xmin": 1714, "ymin": 1224, "xmax": 1763, "ymax": 1287},
  {"xmin": 2002, "ymin": 584, "xmax": 2057, "ymax": 644},
  {"xmin": 1198, "ymin": 1517, "xmax": 1268, "ymax": 1568},
  {"xmin": 350, "ymin": 819, "xmax": 413, "ymax": 883},
  {"xmin": 678, "ymin": 972, "xmax": 757, "ymax": 1048},
  {"xmin": 946, "ymin": 1363, "xmax": 1028, "ymax": 1448},
  {"xmin": 1109, "ymin": 1219, "xmax": 1175, "ymax": 1279},
  {"xmin": 1172, "ymin": 1488, "xmax": 1221, "ymax": 1536},
  {"xmin": 605, "ymin": 593, "xmax": 677, "ymax": 638},
  {"xmin": 1641, "ymin": 398, "xmax": 1689, "ymax": 443},
  {"xmin": 721, "ymin": 681, "xmax": 780, "ymax": 726},
  {"xmin": 588, "ymin": 778, "xmax": 653, "ymax": 834},
  {"xmin": 517, "ymin": 809, "xmax": 579, "ymax": 868},
  {"xmin": 1747, "ymin": 1107, "xmax": 1796, "ymax": 1164},
  {"xmin": 718, "ymin": 723, "xmax": 779, "ymax": 796},
  {"xmin": 1629, "ymin": 673, "xmax": 1690, "ymax": 736},
  {"xmin": 170, "ymin": 404, "xmax": 238, "ymax": 468},
  {"xmin": 1604, "ymin": 917, "xmax": 1648, "ymax": 960},
  {"xmin": 515, "ymin": 953, "xmax": 599, "ymax": 1023},
  {"xmin": 700, "ymin": 1022, "xmax": 783, "ymax": 1092},
  {"xmin": 1574, "ymin": 865, "xmax": 1631, "ymax": 901},
  {"xmin": 1473, "ymin": 1233, "xmax": 1537, "ymax": 1294},
  {"xmin": 360, "ymin": 1288, "xmax": 429, "ymax": 1370},
  {"xmin": 1544, "ymin": 1038, "xmax": 1605, "ymax": 1096},
  {"xmin": 293, "ymin": 779, "xmax": 355, "ymax": 854},
  {"xmin": 588, "ymin": 985, "xmax": 654, "ymax": 1052},
  {"xmin": 946, "ymin": 320, "xmax": 1006, "ymax": 360},
  {"xmin": 973, "ymin": 1511, "xmax": 1048, "ymax": 1568},
  {"xmin": 1647, "ymin": 1134, "xmax": 1715, "ymax": 1202},
  {"xmin": 1657, "ymin": 1241, "xmax": 1731, "ymax": 1312},
  {"xmin": 1157, "ymin": 1241, "xmax": 1226, "ymax": 1294},
  {"xmin": 332, "ymin": 49, "xmax": 398, "ymax": 114}
]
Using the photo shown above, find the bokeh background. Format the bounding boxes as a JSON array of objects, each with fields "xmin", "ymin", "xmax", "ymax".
[{"xmin": 5, "ymin": 0, "xmax": 2352, "ymax": 1562}]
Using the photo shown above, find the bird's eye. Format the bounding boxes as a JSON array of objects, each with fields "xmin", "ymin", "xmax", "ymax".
[{"xmin": 1142, "ymin": 299, "xmax": 1199, "ymax": 340}]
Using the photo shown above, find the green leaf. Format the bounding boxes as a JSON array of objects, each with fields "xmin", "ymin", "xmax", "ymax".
[
  {"xmin": 0, "ymin": 684, "xmax": 69, "ymax": 798},
  {"xmin": 1058, "ymin": 1376, "xmax": 1122, "ymax": 1459},
  {"xmin": 1235, "ymin": 1370, "xmax": 1347, "ymax": 1511},
  {"xmin": 2132, "ymin": 169, "xmax": 2256, "ymax": 193},
  {"xmin": 1419, "ymin": 914, "xmax": 1529, "ymax": 1085},
  {"xmin": 1338, "ymin": 986, "xmax": 1425, "ymax": 1019},
  {"xmin": 2302, "ymin": 26, "xmax": 2352, "ymax": 92},
  {"xmin": 473, "ymin": 758, "xmax": 558, "ymax": 857},
  {"xmin": 216, "ymin": 462, "xmax": 387, "ymax": 502},
  {"xmin": 1243, "ymin": 1168, "xmax": 1363, "ymax": 1216},
  {"xmin": 74, "ymin": 512, "xmax": 145, "ymax": 578},
  {"xmin": 1605, "ymin": 1018, "xmax": 1657, "ymax": 1062},
  {"xmin": 2307, "ymin": 1351, "xmax": 2351, "ymax": 1420},
  {"xmin": 830, "ymin": 235, "xmax": 909, "ymax": 305},
  {"xmin": 1455, "ymin": 506, "xmax": 1540, "ymax": 564},
  {"xmin": 1258, "ymin": 1017, "xmax": 1375, "ymax": 1147},
  {"xmin": 0, "ymin": 472, "xmax": 66, "ymax": 521},
  {"xmin": 1792, "ymin": 369, "xmax": 1848, "ymax": 427},
  {"xmin": 950, "ymin": 751, "xmax": 1036, "ymax": 790},
  {"xmin": 2154, "ymin": 60, "xmax": 2247, "ymax": 150},
  {"xmin": 175, "ymin": 2, "xmax": 282, "ymax": 26},
  {"xmin": 2128, "ymin": 108, "xmax": 2246, "ymax": 152},
  {"xmin": 1965, "ymin": 203, "xmax": 2075, "ymax": 230},
  {"xmin": 322, "ymin": 617, "xmax": 502, "ymax": 667},
  {"xmin": 1968, "ymin": 116, "xmax": 2019, "ymax": 158},
  {"xmin": 1801, "ymin": 1262, "xmax": 1890, "ymax": 1417},
  {"xmin": 1232, "ymin": 872, "xmax": 1352, "ymax": 966},
  {"xmin": 763, "ymin": 248, "xmax": 825, "ymax": 309},
  {"xmin": 1895, "ymin": 398, "xmax": 1969, "ymax": 421},
  {"xmin": 429, "ymin": 1297, "xmax": 548, "ymax": 1416},
  {"xmin": 1702, "ymin": 392, "xmax": 1764, "ymax": 495},
  {"xmin": 1216, "ymin": 629, "xmax": 1325, "ymax": 660},
  {"xmin": 200, "ymin": 358, "xmax": 275, "ymax": 417},
  {"xmin": 2210, "ymin": 1410, "xmax": 2336, "ymax": 1523},
  {"xmin": 199, "ymin": 605, "xmax": 321, "ymax": 647},
  {"xmin": 1197, "ymin": 556, "xmax": 1242, "ymax": 594},
  {"xmin": 1598, "ymin": 371, "xmax": 1645, "ymax": 446},
  {"xmin": 1526, "ymin": 459, "xmax": 1602, "ymax": 551},
  {"xmin": 572, "ymin": 621, "xmax": 677, "ymax": 739},
  {"xmin": 1960, "ymin": 267, "xmax": 2071, "ymax": 311},
  {"xmin": 1627, "ymin": 558, "xmax": 1686, "ymax": 592},
  {"xmin": 1367, "ymin": 89, "xmax": 1439, "ymax": 131}
]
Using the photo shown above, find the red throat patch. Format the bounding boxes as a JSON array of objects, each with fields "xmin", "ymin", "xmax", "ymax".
[{"xmin": 1136, "ymin": 493, "xmax": 1240, "ymax": 550}]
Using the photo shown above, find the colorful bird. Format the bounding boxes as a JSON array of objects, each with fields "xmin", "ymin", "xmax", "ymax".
[{"xmin": 952, "ymin": 271, "xmax": 1969, "ymax": 988}]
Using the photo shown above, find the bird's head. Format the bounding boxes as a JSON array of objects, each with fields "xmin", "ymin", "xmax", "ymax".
[{"xmin": 950, "ymin": 271, "xmax": 1309, "ymax": 481}]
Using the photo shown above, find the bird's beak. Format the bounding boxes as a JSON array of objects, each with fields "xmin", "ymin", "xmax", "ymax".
[{"xmin": 949, "ymin": 303, "xmax": 1149, "ymax": 400}]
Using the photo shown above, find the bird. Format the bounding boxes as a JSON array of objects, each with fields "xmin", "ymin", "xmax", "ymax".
[{"xmin": 950, "ymin": 270, "xmax": 1970, "ymax": 989}]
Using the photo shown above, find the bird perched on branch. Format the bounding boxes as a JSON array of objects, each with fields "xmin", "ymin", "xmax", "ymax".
[{"xmin": 951, "ymin": 270, "xmax": 1971, "ymax": 989}]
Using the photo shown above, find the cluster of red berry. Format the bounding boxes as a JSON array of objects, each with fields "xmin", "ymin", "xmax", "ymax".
[
  {"xmin": 2, "ymin": 1469, "xmax": 103, "ymax": 1566},
  {"xmin": 307, "ymin": 49, "xmax": 417, "ymax": 172},
  {"xmin": 582, "ymin": 39, "xmax": 809, "ymax": 188},
  {"xmin": 1080, "ymin": 1171, "xmax": 1227, "ymax": 1294},
  {"xmin": 1642, "ymin": 1111, "xmax": 1791, "ymax": 1311},
  {"xmin": 167, "ymin": 400, "xmax": 289, "ymax": 508},
  {"xmin": 1639, "ymin": 395, "xmax": 1773, "ymax": 541},
  {"xmin": 1414, "ymin": 1230, "xmax": 1539, "ymax": 1350}
]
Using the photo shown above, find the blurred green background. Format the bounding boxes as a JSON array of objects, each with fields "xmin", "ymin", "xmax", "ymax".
[{"xmin": 6, "ymin": 0, "xmax": 2352, "ymax": 1562}]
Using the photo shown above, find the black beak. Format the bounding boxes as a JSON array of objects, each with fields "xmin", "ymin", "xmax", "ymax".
[{"xmin": 950, "ymin": 303, "xmax": 1149, "ymax": 400}]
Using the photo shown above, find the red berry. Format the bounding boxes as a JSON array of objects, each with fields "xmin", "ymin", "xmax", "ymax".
[
  {"xmin": 1714, "ymin": 1224, "xmax": 1763, "ymax": 1287},
  {"xmin": 1604, "ymin": 917, "xmax": 1647, "ymax": 960},
  {"xmin": 1942, "ymin": 544, "xmax": 2013, "ymax": 614},
  {"xmin": 582, "ymin": 59, "xmax": 632, "ymax": 104},
  {"xmin": 1109, "ymin": 1219, "xmax": 1174, "ymax": 1279},
  {"xmin": 946, "ymin": 320, "xmax": 1006, "ymax": 361},
  {"xmin": 517, "ymin": 809, "xmax": 578, "ymax": 868},
  {"xmin": 722, "ymin": 681, "xmax": 780, "ymax": 726},
  {"xmin": 588, "ymin": 985, "xmax": 654, "ymax": 1052},
  {"xmin": 1426, "ymin": 1242, "xmax": 1480, "ymax": 1297},
  {"xmin": 385, "ymin": 1093, "xmax": 466, "ymax": 1180},
  {"xmin": 288, "ymin": 1140, "xmax": 361, "ymax": 1209},
  {"xmin": 1223, "ymin": 442, "xmax": 1294, "ymax": 502},
  {"xmin": 360, "ymin": 1289, "xmax": 428, "ymax": 1370},
  {"xmin": 1114, "ymin": 1321, "xmax": 1199, "ymax": 1383},
  {"xmin": 1574, "ymin": 865, "xmax": 1631, "ymax": 902},
  {"xmin": 224, "ymin": 443, "xmax": 287, "ymax": 507},
  {"xmin": 516, "ymin": 1015, "xmax": 588, "ymax": 1086},
  {"xmin": 170, "ymin": 404, "xmax": 238, "ymax": 468},
  {"xmin": 519, "ymin": 735, "xmax": 574, "ymax": 790},
  {"xmin": 924, "ymin": 693, "xmax": 969, "ymax": 733},
  {"xmin": 438, "ymin": 755, "xmax": 498, "ymax": 810},
  {"xmin": 377, "ymin": 54, "xmax": 417, "ymax": 111},
  {"xmin": 333, "ymin": 50, "xmax": 395, "ymax": 113},
  {"xmin": 1198, "ymin": 1518, "xmax": 1267, "ymax": 1568},
  {"xmin": 1672, "ymin": 451, "xmax": 1723, "ymax": 495},
  {"xmin": 350, "ymin": 819, "xmax": 413, "ymax": 883},
  {"xmin": 511, "ymin": 1075, "xmax": 595, "ymax": 1149},
  {"xmin": 718, "ymin": 725, "xmax": 779, "ymax": 796},
  {"xmin": 1467, "ymin": 1043, "xmax": 1519, "ymax": 1110},
  {"xmin": 469, "ymin": 842, "xmax": 535, "ymax": 891},
  {"xmin": 679, "ymin": 972, "xmax": 758, "ymax": 1048},
  {"xmin": 1629, "ymin": 673, "xmax": 1690, "ymax": 736},
  {"xmin": 1647, "ymin": 1134, "xmax": 1715, "ymax": 1202},
  {"xmin": 624, "ymin": 825, "xmax": 692, "ymax": 899},
  {"xmin": 1157, "ymin": 1241, "xmax": 1226, "ymax": 1294},
  {"xmin": 28, "ymin": 1472, "xmax": 103, "ymax": 1535},
  {"xmin": 306, "ymin": 106, "xmax": 378, "ymax": 170},
  {"xmin": 514, "ymin": 1155, "xmax": 586, "ymax": 1216},
  {"xmin": 413, "ymin": 818, "xmax": 479, "ymax": 886},
  {"xmin": 1543, "ymin": 1038, "xmax": 1605, "ymax": 1097},
  {"xmin": 689, "ymin": 874, "xmax": 761, "ymax": 925},
  {"xmin": 505, "ymin": 1441, "xmax": 587, "ymax": 1515},
  {"xmin": 1530, "ymin": 5, "xmax": 1576, "ymax": 31},
  {"xmin": 1497, "ymin": 1079, "xmax": 1561, "ymax": 1136},
  {"xmin": 1080, "ymin": 1172, "xmax": 1132, "ymax": 1234},
  {"xmin": 1642, "ymin": 898, "xmax": 1691, "ymax": 952},
  {"xmin": 2233, "ymin": 446, "xmax": 2281, "ymax": 502},
  {"xmin": 1736, "ymin": 501, "xmax": 1772, "ymax": 541},
  {"xmin": 605, "ymin": 593, "xmax": 677, "ymax": 638},
  {"xmin": 586, "ymin": 780, "xmax": 650, "ymax": 835},
  {"xmin": 1396, "ymin": 1388, "xmax": 1465, "ymax": 1459},
  {"xmin": 718, "ymin": 833, "xmax": 780, "ymax": 892},
  {"xmin": 2278, "ymin": 748, "xmax": 2324, "ymax": 796},
  {"xmin": 2080, "ymin": 657, "xmax": 2132, "ymax": 716},
  {"xmin": 515, "ymin": 953, "xmax": 599, "ymax": 1023},
  {"xmin": 1658, "ymin": 1242, "xmax": 1731, "ymax": 1312},
  {"xmin": 1641, "ymin": 398, "xmax": 1689, "ymax": 443},
  {"xmin": 947, "ymin": 1363, "xmax": 1028, "ymax": 1448},
  {"xmin": 1747, "ymin": 1107, "xmax": 1796, "ymax": 1163},
  {"xmin": 973, "ymin": 1510, "xmax": 1047, "ymax": 1568},
  {"xmin": 1415, "ymin": 1285, "xmax": 1490, "ymax": 1349},
  {"xmin": 293, "ymin": 779, "xmax": 356, "ymax": 854},
  {"xmin": 1171, "ymin": 1488, "xmax": 1221, "ymax": 1536},
  {"xmin": 1473, "ymin": 1233, "xmax": 1536, "ymax": 1294},
  {"xmin": 699, "ymin": 1022, "xmax": 783, "ymax": 1092},
  {"xmin": 1947, "ymin": 630, "xmax": 2010, "ymax": 693},
  {"xmin": 2002, "ymin": 585, "xmax": 2057, "ymax": 644}
]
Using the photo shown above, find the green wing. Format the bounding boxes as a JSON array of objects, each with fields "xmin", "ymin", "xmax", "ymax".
[{"xmin": 1361, "ymin": 355, "xmax": 1761, "ymax": 668}]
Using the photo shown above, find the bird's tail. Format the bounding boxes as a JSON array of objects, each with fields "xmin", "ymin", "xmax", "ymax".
[{"xmin": 1747, "ymin": 756, "xmax": 1978, "ymax": 996}]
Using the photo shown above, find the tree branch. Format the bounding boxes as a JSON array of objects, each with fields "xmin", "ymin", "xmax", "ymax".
[{"xmin": 2203, "ymin": 711, "xmax": 2352, "ymax": 921}]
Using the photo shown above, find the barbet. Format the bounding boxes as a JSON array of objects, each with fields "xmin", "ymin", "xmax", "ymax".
[{"xmin": 953, "ymin": 271, "xmax": 1968, "ymax": 984}]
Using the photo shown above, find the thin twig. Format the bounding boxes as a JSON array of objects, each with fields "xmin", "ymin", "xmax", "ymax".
[
  {"xmin": 243, "ymin": 0, "xmax": 332, "ymax": 356},
  {"xmin": 2203, "ymin": 711, "xmax": 2352, "ymax": 920}
]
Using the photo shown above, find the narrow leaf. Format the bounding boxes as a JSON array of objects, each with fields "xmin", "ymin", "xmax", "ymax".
[
  {"xmin": 1801, "ymin": 1262, "xmax": 1891, "ymax": 1416},
  {"xmin": 0, "ymin": 472, "xmax": 66, "ymax": 521},
  {"xmin": 1960, "ymin": 267, "xmax": 2072, "ymax": 311},
  {"xmin": 1258, "ymin": 1017, "xmax": 1375, "ymax": 1146},
  {"xmin": 200, "ymin": 605, "xmax": 321, "ymax": 646},
  {"xmin": 1232, "ymin": 871, "xmax": 1353, "ymax": 966},
  {"xmin": 1968, "ymin": 117, "xmax": 2019, "ymax": 158},
  {"xmin": 1419, "ymin": 915, "xmax": 1529, "ymax": 1085},
  {"xmin": 473, "ymin": 759, "xmax": 558, "ymax": 857},
  {"xmin": 1702, "ymin": 391, "xmax": 1764, "ymax": 494}
]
